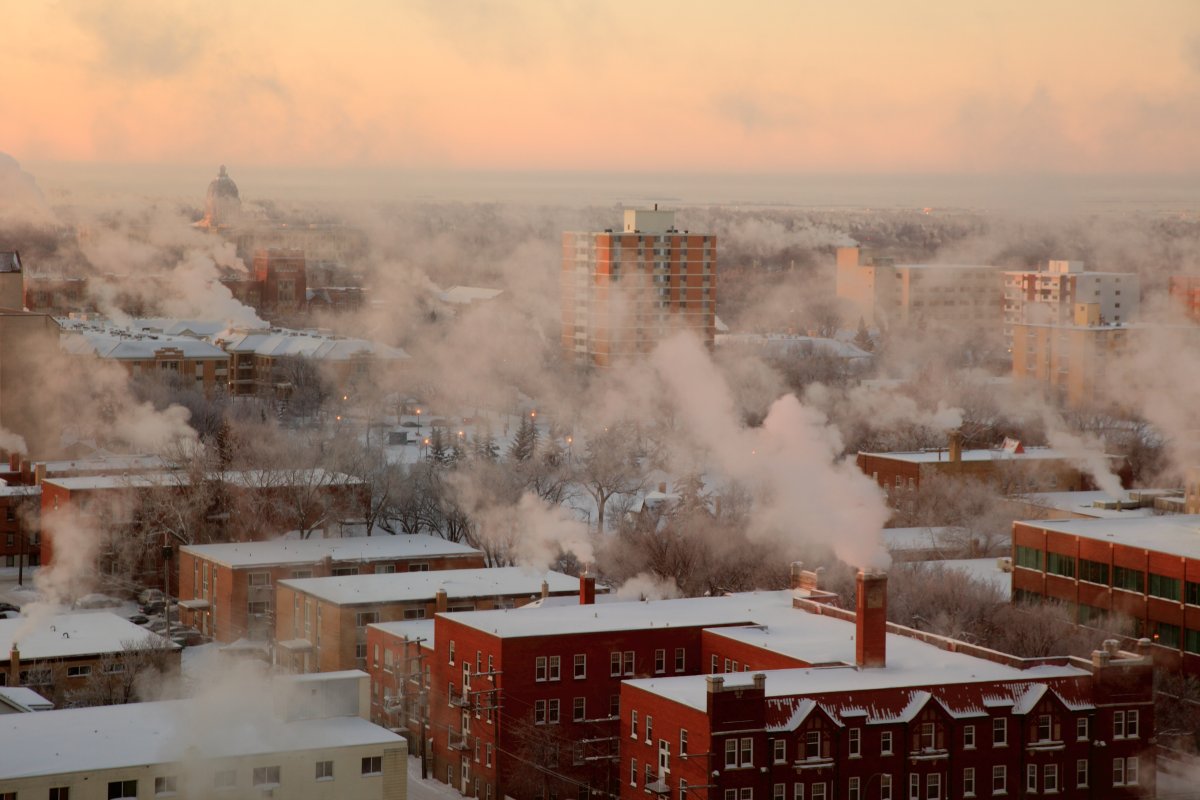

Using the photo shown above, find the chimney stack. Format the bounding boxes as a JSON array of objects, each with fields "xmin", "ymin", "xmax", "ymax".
[
  {"xmin": 855, "ymin": 570, "xmax": 887, "ymax": 669},
  {"xmin": 7, "ymin": 453, "xmax": 18, "ymax": 472},
  {"xmin": 948, "ymin": 431, "xmax": 962, "ymax": 465},
  {"xmin": 789, "ymin": 562, "xmax": 805, "ymax": 591},
  {"xmin": 9, "ymin": 643, "xmax": 19, "ymax": 686},
  {"xmin": 540, "ymin": 580, "xmax": 550, "ymax": 600},
  {"xmin": 579, "ymin": 573, "xmax": 596, "ymax": 605},
  {"xmin": 435, "ymin": 588, "xmax": 448, "ymax": 614}
]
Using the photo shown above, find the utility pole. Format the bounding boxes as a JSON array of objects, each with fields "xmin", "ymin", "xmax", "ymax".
[{"xmin": 162, "ymin": 535, "xmax": 173, "ymax": 641}]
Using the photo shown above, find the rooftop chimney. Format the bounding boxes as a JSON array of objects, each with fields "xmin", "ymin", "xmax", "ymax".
[
  {"xmin": 7, "ymin": 453, "xmax": 18, "ymax": 472},
  {"xmin": 9, "ymin": 643, "xmax": 19, "ymax": 686},
  {"xmin": 579, "ymin": 573, "xmax": 596, "ymax": 606},
  {"xmin": 435, "ymin": 588, "xmax": 448, "ymax": 614},
  {"xmin": 540, "ymin": 580, "xmax": 550, "ymax": 600},
  {"xmin": 855, "ymin": 570, "xmax": 887, "ymax": 669},
  {"xmin": 33, "ymin": 463, "xmax": 45, "ymax": 486},
  {"xmin": 948, "ymin": 431, "xmax": 962, "ymax": 465}
]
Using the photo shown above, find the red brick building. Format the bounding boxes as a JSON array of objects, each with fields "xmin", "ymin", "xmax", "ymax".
[
  {"xmin": 1012, "ymin": 514, "xmax": 1200, "ymax": 675},
  {"xmin": 178, "ymin": 534, "xmax": 485, "ymax": 643},
  {"xmin": 370, "ymin": 573, "xmax": 1154, "ymax": 800}
]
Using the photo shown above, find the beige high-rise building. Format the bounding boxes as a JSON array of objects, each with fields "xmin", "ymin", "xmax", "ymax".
[
  {"xmin": 562, "ymin": 209, "xmax": 715, "ymax": 367},
  {"xmin": 836, "ymin": 246, "xmax": 1005, "ymax": 333},
  {"xmin": 1004, "ymin": 260, "xmax": 1138, "ymax": 350}
]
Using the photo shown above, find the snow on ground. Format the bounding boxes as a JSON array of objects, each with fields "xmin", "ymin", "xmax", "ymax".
[{"xmin": 407, "ymin": 754, "xmax": 466, "ymax": 800}]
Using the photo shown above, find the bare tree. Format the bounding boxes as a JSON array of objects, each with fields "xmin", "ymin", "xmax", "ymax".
[
  {"xmin": 575, "ymin": 427, "xmax": 645, "ymax": 533},
  {"xmin": 66, "ymin": 637, "xmax": 178, "ymax": 707}
]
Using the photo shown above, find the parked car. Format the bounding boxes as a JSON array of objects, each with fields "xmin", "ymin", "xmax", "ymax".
[{"xmin": 127, "ymin": 614, "xmax": 149, "ymax": 625}]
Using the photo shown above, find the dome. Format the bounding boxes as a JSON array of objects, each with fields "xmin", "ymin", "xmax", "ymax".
[{"xmin": 207, "ymin": 165, "xmax": 240, "ymax": 201}]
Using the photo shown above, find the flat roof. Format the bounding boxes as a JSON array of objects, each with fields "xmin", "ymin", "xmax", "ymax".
[
  {"xmin": 0, "ymin": 612, "xmax": 175, "ymax": 661},
  {"xmin": 0, "ymin": 691, "xmax": 402, "ymax": 779},
  {"xmin": 859, "ymin": 446, "xmax": 1113, "ymax": 464},
  {"xmin": 181, "ymin": 534, "xmax": 481, "ymax": 569},
  {"xmin": 44, "ymin": 468, "xmax": 363, "ymax": 492},
  {"xmin": 1020, "ymin": 490, "xmax": 1158, "ymax": 520},
  {"xmin": 369, "ymin": 619, "xmax": 435, "ymax": 648},
  {"xmin": 1023, "ymin": 514, "xmax": 1200, "ymax": 558},
  {"xmin": 278, "ymin": 568, "xmax": 580, "ymax": 606}
]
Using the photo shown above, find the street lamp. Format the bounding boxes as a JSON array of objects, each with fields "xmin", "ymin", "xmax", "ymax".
[
  {"xmin": 415, "ymin": 408, "xmax": 422, "ymax": 436},
  {"xmin": 566, "ymin": 435, "xmax": 573, "ymax": 464}
]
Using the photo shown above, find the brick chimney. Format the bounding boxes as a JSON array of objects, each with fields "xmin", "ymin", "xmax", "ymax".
[
  {"xmin": 7, "ymin": 453, "xmax": 18, "ymax": 472},
  {"xmin": 540, "ymin": 580, "xmax": 550, "ymax": 600},
  {"xmin": 435, "ymin": 588, "xmax": 448, "ymax": 614},
  {"xmin": 948, "ymin": 431, "xmax": 962, "ymax": 465},
  {"xmin": 9, "ymin": 643, "xmax": 19, "ymax": 686},
  {"xmin": 579, "ymin": 573, "xmax": 596, "ymax": 605},
  {"xmin": 855, "ymin": 570, "xmax": 887, "ymax": 668}
]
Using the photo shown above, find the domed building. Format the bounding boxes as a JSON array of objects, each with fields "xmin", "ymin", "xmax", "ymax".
[{"xmin": 198, "ymin": 165, "xmax": 242, "ymax": 229}]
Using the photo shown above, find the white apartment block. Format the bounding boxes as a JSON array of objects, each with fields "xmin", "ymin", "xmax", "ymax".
[{"xmin": 1004, "ymin": 260, "xmax": 1139, "ymax": 349}]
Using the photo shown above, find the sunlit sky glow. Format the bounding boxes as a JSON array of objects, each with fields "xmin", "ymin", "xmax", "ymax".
[{"xmin": 5, "ymin": 1, "xmax": 1200, "ymax": 173}]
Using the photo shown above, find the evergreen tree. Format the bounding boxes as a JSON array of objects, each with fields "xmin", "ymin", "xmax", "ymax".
[
  {"xmin": 474, "ymin": 419, "xmax": 499, "ymax": 461},
  {"xmin": 854, "ymin": 316, "xmax": 874, "ymax": 352},
  {"xmin": 508, "ymin": 414, "xmax": 538, "ymax": 463},
  {"xmin": 428, "ymin": 427, "xmax": 449, "ymax": 466}
]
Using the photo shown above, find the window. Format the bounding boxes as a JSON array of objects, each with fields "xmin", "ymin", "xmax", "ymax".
[
  {"xmin": 1113, "ymin": 566, "xmax": 1144, "ymax": 592},
  {"xmin": 1078, "ymin": 559, "xmax": 1110, "ymax": 585},
  {"xmin": 740, "ymin": 789, "xmax": 753, "ymax": 800},
  {"xmin": 362, "ymin": 756, "xmax": 382, "ymax": 776},
  {"xmin": 849, "ymin": 727, "xmax": 861, "ymax": 756},
  {"xmin": 1044, "ymin": 764, "xmax": 1057, "ymax": 793},
  {"xmin": 155, "ymin": 776, "xmax": 177, "ymax": 796},
  {"xmin": 963, "ymin": 724, "xmax": 976, "ymax": 749},
  {"xmin": 655, "ymin": 649, "xmax": 666, "ymax": 673},
  {"xmin": 332, "ymin": 566, "xmax": 358, "ymax": 576},
  {"xmin": 740, "ymin": 736, "xmax": 753, "ymax": 766},
  {"xmin": 1026, "ymin": 764, "xmax": 1037, "ymax": 793},
  {"xmin": 659, "ymin": 739, "xmax": 671, "ymax": 774},
  {"xmin": 248, "ymin": 571, "xmax": 270, "ymax": 586},
  {"xmin": 1150, "ymin": 573, "xmax": 1182, "ymax": 601},
  {"xmin": 646, "ymin": 715, "xmax": 653, "ymax": 743},
  {"xmin": 725, "ymin": 739, "xmax": 738, "ymax": 768},
  {"xmin": 680, "ymin": 781, "xmax": 689, "ymax": 800},
  {"xmin": 848, "ymin": 776, "xmax": 861, "ymax": 800},
  {"xmin": 252, "ymin": 766, "xmax": 281, "ymax": 786},
  {"xmin": 881, "ymin": 730, "xmax": 893, "ymax": 755},
  {"xmin": 1046, "ymin": 552, "xmax": 1075, "ymax": 578},
  {"xmin": 573, "ymin": 695, "xmax": 585, "ymax": 721},
  {"xmin": 1114, "ymin": 710, "xmax": 1125, "ymax": 737},
  {"xmin": 774, "ymin": 738, "xmax": 787, "ymax": 763},
  {"xmin": 610, "ymin": 694, "xmax": 620, "ymax": 718},
  {"xmin": 375, "ymin": 564, "xmax": 396, "ymax": 574},
  {"xmin": 1037, "ymin": 714, "xmax": 1052, "ymax": 742},
  {"xmin": 404, "ymin": 607, "xmax": 426, "ymax": 620},
  {"xmin": 50, "ymin": 789, "xmax": 71, "ymax": 800},
  {"xmin": 775, "ymin": 784, "xmax": 787, "ymax": 800},
  {"xmin": 711, "ymin": 654, "xmax": 719, "ymax": 673},
  {"xmin": 535, "ymin": 700, "xmax": 547, "ymax": 725},
  {"xmin": 315, "ymin": 760, "xmax": 334, "ymax": 780},
  {"xmin": 811, "ymin": 786, "xmax": 825, "ymax": 800},
  {"xmin": 549, "ymin": 655, "xmax": 561, "ymax": 680},
  {"xmin": 67, "ymin": 665, "xmax": 92, "ymax": 677},
  {"xmin": 925, "ymin": 773, "xmax": 940, "ymax": 800},
  {"xmin": 1187, "ymin": 580, "xmax": 1200, "ymax": 606},
  {"xmin": 449, "ymin": 640, "xmax": 456, "ymax": 664},
  {"xmin": 992, "ymin": 765, "xmax": 1006, "ymax": 794},
  {"xmin": 630, "ymin": 758, "xmax": 638, "ymax": 787},
  {"xmin": 1076, "ymin": 717, "xmax": 1089, "ymax": 741},
  {"xmin": 963, "ymin": 767, "xmax": 975, "ymax": 797},
  {"xmin": 1076, "ymin": 759, "xmax": 1088, "ymax": 788},
  {"xmin": 574, "ymin": 653, "xmax": 586, "ymax": 678},
  {"xmin": 611, "ymin": 651, "xmax": 622, "ymax": 676},
  {"xmin": 291, "ymin": 569, "xmax": 312, "ymax": 579},
  {"xmin": 631, "ymin": 710, "xmax": 639, "ymax": 738},
  {"xmin": 909, "ymin": 774, "xmax": 919, "ymax": 800},
  {"xmin": 880, "ymin": 775, "xmax": 892, "ymax": 800},
  {"xmin": 623, "ymin": 650, "xmax": 634, "ymax": 676},
  {"xmin": 1125, "ymin": 710, "xmax": 1139, "ymax": 737},
  {"xmin": 1154, "ymin": 621, "xmax": 1182, "ymax": 648},
  {"xmin": 1015, "ymin": 545, "xmax": 1043, "ymax": 570},
  {"xmin": 536, "ymin": 656, "xmax": 548, "ymax": 681},
  {"xmin": 993, "ymin": 717, "xmax": 1007, "ymax": 746},
  {"xmin": 409, "ymin": 562, "xmax": 429, "ymax": 572},
  {"xmin": 920, "ymin": 722, "xmax": 936, "ymax": 750},
  {"xmin": 675, "ymin": 647, "xmax": 686, "ymax": 672},
  {"xmin": 108, "ymin": 781, "xmax": 138, "ymax": 799},
  {"xmin": 1113, "ymin": 758, "xmax": 1126, "ymax": 786},
  {"xmin": 805, "ymin": 730, "xmax": 821, "ymax": 759},
  {"xmin": 214, "ymin": 770, "xmax": 236, "ymax": 790}
]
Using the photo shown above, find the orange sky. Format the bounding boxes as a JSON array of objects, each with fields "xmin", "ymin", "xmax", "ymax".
[{"xmin": 4, "ymin": 1, "xmax": 1200, "ymax": 173}]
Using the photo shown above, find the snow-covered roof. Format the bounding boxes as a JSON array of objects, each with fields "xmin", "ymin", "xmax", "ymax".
[
  {"xmin": 369, "ymin": 619, "xmax": 435, "ymax": 648},
  {"xmin": 132, "ymin": 318, "xmax": 266, "ymax": 337},
  {"xmin": 44, "ymin": 468, "xmax": 362, "ymax": 493},
  {"xmin": 437, "ymin": 286, "xmax": 503, "ymax": 305},
  {"xmin": 1019, "ymin": 491, "xmax": 1158, "ymax": 520},
  {"xmin": 182, "ymin": 534, "xmax": 482, "ymax": 569},
  {"xmin": 0, "ymin": 674, "xmax": 402, "ymax": 779},
  {"xmin": 1023, "ymin": 514, "xmax": 1200, "ymax": 558},
  {"xmin": 279, "ymin": 568, "xmax": 579, "ymax": 606},
  {"xmin": 909, "ymin": 559, "xmax": 1014, "ymax": 593},
  {"xmin": 61, "ymin": 329, "xmax": 228, "ymax": 360},
  {"xmin": 214, "ymin": 328, "xmax": 408, "ymax": 361},
  {"xmin": 0, "ymin": 612, "xmax": 175, "ymax": 661},
  {"xmin": 0, "ymin": 485, "xmax": 39, "ymax": 498},
  {"xmin": 0, "ymin": 686, "xmax": 52, "ymax": 712},
  {"xmin": 859, "ymin": 446, "xmax": 1114, "ymax": 464},
  {"xmin": 38, "ymin": 453, "xmax": 169, "ymax": 476},
  {"xmin": 881, "ymin": 527, "xmax": 961, "ymax": 554}
]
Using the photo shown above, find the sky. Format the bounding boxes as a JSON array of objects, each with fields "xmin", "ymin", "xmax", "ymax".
[{"xmin": 4, "ymin": 1, "xmax": 1200, "ymax": 174}]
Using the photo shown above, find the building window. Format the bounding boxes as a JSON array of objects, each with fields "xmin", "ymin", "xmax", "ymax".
[
  {"xmin": 449, "ymin": 640, "xmax": 455, "ymax": 664},
  {"xmin": 993, "ymin": 717, "xmax": 1007, "ymax": 746},
  {"xmin": 925, "ymin": 773, "xmax": 940, "ymax": 800},
  {"xmin": 214, "ymin": 770, "xmax": 236, "ymax": 790},
  {"xmin": 631, "ymin": 758, "xmax": 638, "ymax": 787},
  {"xmin": 920, "ymin": 722, "xmax": 936, "ymax": 751},
  {"xmin": 1078, "ymin": 559, "xmax": 1110, "ymax": 585},
  {"xmin": 252, "ymin": 766, "xmax": 281, "ymax": 787},
  {"xmin": 741, "ymin": 790, "xmax": 753, "ymax": 800},
  {"xmin": 1026, "ymin": 764, "xmax": 1037, "ymax": 793},
  {"xmin": 610, "ymin": 694, "xmax": 620, "ymax": 718},
  {"xmin": 375, "ymin": 564, "xmax": 396, "ymax": 574},
  {"xmin": 849, "ymin": 727, "xmax": 861, "ymax": 756},
  {"xmin": 536, "ymin": 700, "xmax": 548, "ymax": 725},
  {"xmin": 631, "ymin": 710, "xmax": 639, "ymax": 738},
  {"xmin": 680, "ymin": 728, "xmax": 689, "ymax": 756},
  {"xmin": 675, "ymin": 647, "xmax": 686, "ymax": 672},
  {"xmin": 655, "ymin": 649, "xmax": 666, "ymax": 673},
  {"xmin": 548, "ymin": 698, "xmax": 560, "ymax": 725},
  {"xmin": 312, "ymin": 759, "xmax": 335, "ymax": 780},
  {"xmin": 108, "ymin": 781, "xmax": 138, "ymax": 799},
  {"xmin": 659, "ymin": 739, "xmax": 671, "ymax": 774},
  {"xmin": 880, "ymin": 775, "xmax": 892, "ymax": 800},
  {"xmin": 548, "ymin": 655, "xmax": 560, "ymax": 680},
  {"xmin": 881, "ymin": 730, "xmax": 893, "ymax": 755},
  {"xmin": 67, "ymin": 665, "xmax": 92, "ymax": 677},
  {"xmin": 848, "ymin": 777, "xmax": 860, "ymax": 800},
  {"xmin": 611, "ymin": 651, "xmax": 622, "ymax": 676},
  {"xmin": 909, "ymin": 774, "xmax": 919, "ymax": 800},
  {"xmin": 155, "ymin": 776, "xmax": 177, "ymax": 796},
  {"xmin": 725, "ymin": 739, "xmax": 738, "ymax": 768},
  {"xmin": 1015, "ymin": 546, "xmax": 1044, "ymax": 570},
  {"xmin": 1044, "ymin": 764, "xmax": 1057, "ymax": 793},
  {"xmin": 574, "ymin": 653, "xmax": 586, "ymax": 678},
  {"xmin": 332, "ymin": 567, "xmax": 358, "ymax": 576},
  {"xmin": 805, "ymin": 730, "xmax": 821, "ymax": 759},
  {"xmin": 536, "ymin": 656, "xmax": 548, "ymax": 681},
  {"xmin": 1046, "ymin": 552, "xmax": 1075, "ymax": 578},
  {"xmin": 963, "ymin": 767, "xmax": 975, "ymax": 797},
  {"xmin": 1149, "ymin": 573, "xmax": 1182, "ymax": 601},
  {"xmin": 362, "ymin": 756, "xmax": 382, "ymax": 776},
  {"xmin": 574, "ymin": 697, "xmax": 586, "ymax": 721},
  {"xmin": 248, "ymin": 571, "xmax": 270, "ymax": 586},
  {"xmin": 963, "ymin": 724, "xmax": 975, "ymax": 749},
  {"xmin": 1113, "ymin": 566, "xmax": 1144, "ymax": 592},
  {"xmin": 775, "ymin": 784, "xmax": 787, "ymax": 800},
  {"xmin": 1037, "ymin": 714, "xmax": 1053, "ymax": 742},
  {"xmin": 774, "ymin": 739, "xmax": 787, "ymax": 763},
  {"xmin": 1076, "ymin": 759, "xmax": 1088, "ymax": 788},
  {"xmin": 740, "ymin": 737, "xmax": 753, "ymax": 767},
  {"xmin": 1154, "ymin": 621, "xmax": 1182, "ymax": 649},
  {"xmin": 1076, "ymin": 717, "xmax": 1088, "ymax": 741},
  {"xmin": 623, "ymin": 650, "xmax": 634, "ymax": 675},
  {"xmin": 645, "ymin": 715, "xmax": 653, "ymax": 743},
  {"xmin": 992, "ymin": 766, "xmax": 1006, "ymax": 793},
  {"xmin": 50, "ymin": 788, "xmax": 71, "ymax": 800},
  {"xmin": 711, "ymin": 654, "xmax": 719, "ymax": 673}
]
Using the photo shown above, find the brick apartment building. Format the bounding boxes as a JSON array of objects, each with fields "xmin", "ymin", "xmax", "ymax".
[
  {"xmin": 368, "ymin": 573, "xmax": 1154, "ymax": 800},
  {"xmin": 1012, "ymin": 513, "xmax": 1200, "ymax": 675},
  {"xmin": 858, "ymin": 434, "xmax": 1128, "ymax": 508},
  {"xmin": 1003, "ymin": 261, "xmax": 1138, "ymax": 351},
  {"xmin": 0, "ymin": 612, "xmax": 178, "ymax": 704},
  {"xmin": 562, "ymin": 208, "xmax": 716, "ymax": 367},
  {"xmin": 178, "ymin": 534, "xmax": 485, "ymax": 643},
  {"xmin": 276, "ymin": 569, "xmax": 580, "ymax": 675}
]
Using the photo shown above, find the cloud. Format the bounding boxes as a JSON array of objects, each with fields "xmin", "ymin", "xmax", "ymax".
[
  {"xmin": 65, "ymin": 0, "xmax": 216, "ymax": 79},
  {"xmin": 711, "ymin": 92, "xmax": 798, "ymax": 134}
]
